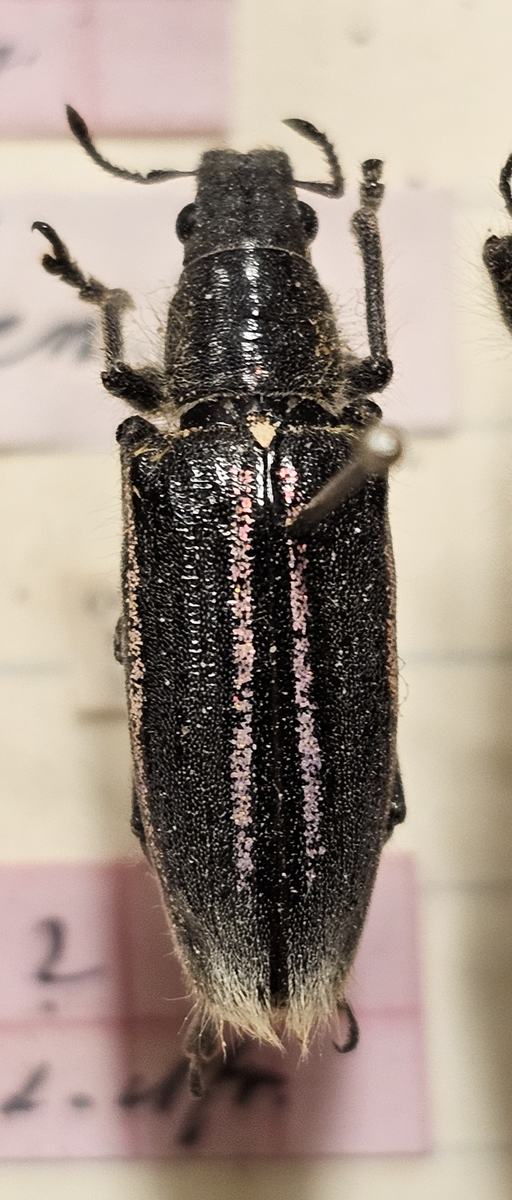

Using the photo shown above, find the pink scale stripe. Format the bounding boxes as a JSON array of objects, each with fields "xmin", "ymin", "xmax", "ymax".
[
  {"xmin": 279, "ymin": 460, "xmax": 325, "ymax": 886},
  {"xmin": 228, "ymin": 466, "xmax": 255, "ymax": 890}
]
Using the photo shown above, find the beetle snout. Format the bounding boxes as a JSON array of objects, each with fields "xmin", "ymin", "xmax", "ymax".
[{"xmin": 185, "ymin": 148, "xmax": 313, "ymax": 260}]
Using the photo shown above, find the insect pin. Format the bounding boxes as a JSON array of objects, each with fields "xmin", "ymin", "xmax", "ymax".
[{"xmin": 34, "ymin": 108, "xmax": 404, "ymax": 1095}]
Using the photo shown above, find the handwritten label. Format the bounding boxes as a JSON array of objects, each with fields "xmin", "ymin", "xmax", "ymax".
[
  {"xmin": 0, "ymin": 0, "xmax": 232, "ymax": 136},
  {"xmin": 0, "ymin": 854, "xmax": 430, "ymax": 1158},
  {"xmin": 0, "ymin": 187, "xmax": 454, "ymax": 451}
]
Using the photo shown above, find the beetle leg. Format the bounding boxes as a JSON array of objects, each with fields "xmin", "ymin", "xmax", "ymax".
[
  {"xmin": 344, "ymin": 351, "xmax": 392, "ymax": 396},
  {"xmin": 185, "ymin": 1015, "xmax": 222, "ymax": 1097},
  {"xmin": 32, "ymin": 221, "xmax": 166, "ymax": 413},
  {"xmin": 482, "ymin": 153, "xmax": 512, "ymax": 334},
  {"xmin": 482, "ymin": 150, "xmax": 512, "ymax": 334},
  {"xmin": 344, "ymin": 159, "xmax": 393, "ymax": 397},
  {"xmin": 333, "ymin": 999, "xmax": 360, "ymax": 1053},
  {"xmin": 114, "ymin": 617, "xmax": 148, "ymax": 854},
  {"xmin": 101, "ymin": 363, "xmax": 166, "ymax": 411},
  {"xmin": 113, "ymin": 615, "xmax": 125, "ymax": 664},
  {"xmin": 385, "ymin": 768, "xmax": 406, "ymax": 839},
  {"xmin": 483, "ymin": 231, "xmax": 512, "ymax": 335},
  {"xmin": 130, "ymin": 784, "xmax": 148, "ymax": 853}
]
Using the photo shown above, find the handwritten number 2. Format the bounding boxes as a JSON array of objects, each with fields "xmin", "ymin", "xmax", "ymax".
[{"xmin": 34, "ymin": 918, "xmax": 104, "ymax": 984}]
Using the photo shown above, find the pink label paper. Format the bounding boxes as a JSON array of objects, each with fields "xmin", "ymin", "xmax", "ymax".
[
  {"xmin": 0, "ymin": 0, "xmax": 232, "ymax": 136},
  {"xmin": 0, "ymin": 854, "xmax": 430, "ymax": 1158},
  {"xmin": 0, "ymin": 187, "xmax": 454, "ymax": 451}
]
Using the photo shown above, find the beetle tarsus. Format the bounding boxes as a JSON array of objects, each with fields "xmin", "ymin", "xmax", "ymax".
[
  {"xmin": 32, "ymin": 220, "xmax": 111, "ymax": 305},
  {"xmin": 33, "ymin": 220, "xmax": 133, "ymax": 315},
  {"xmin": 333, "ymin": 999, "xmax": 360, "ymax": 1054},
  {"xmin": 359, "ymin": 158, "xmax": 385, "ymax": 210},
  {"xmin": 33, "ymin": 220, "xmax": 168, "ymax": 413},
  {"xmin": 185, "ymin": 1016, "xmax": 222, "ymax": 1097}
]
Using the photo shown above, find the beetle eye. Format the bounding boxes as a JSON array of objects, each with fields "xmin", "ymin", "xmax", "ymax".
[
  {"xmin": 176, "ymin": 203, "xmax": 197, "ymax": 242},
  {"xmin": 298, "ymin": 201, "xmax": 318, "ymax": 242}
]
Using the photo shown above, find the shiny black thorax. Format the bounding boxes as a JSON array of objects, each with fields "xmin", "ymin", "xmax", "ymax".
[{"xmin": 165, "ymin": 150, "xmax": 343, "ymax": 413}]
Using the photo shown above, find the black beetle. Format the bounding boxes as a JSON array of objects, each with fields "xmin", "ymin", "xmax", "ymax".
[{"xmin": 34, "ymin": 109, "xmax": 404, "ymax": 1093}]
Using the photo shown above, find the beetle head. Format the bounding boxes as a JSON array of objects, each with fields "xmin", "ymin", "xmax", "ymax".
[
  {"xmin": 65, "ymin": 109, "xmax": 343, "ymax": 266},
  {"xmin": 176, "ymin": 149, "xmax": 320, "ymax": 262}
]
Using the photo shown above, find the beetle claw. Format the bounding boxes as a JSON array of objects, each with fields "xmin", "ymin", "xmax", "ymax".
[
  {"xmin": 32, "ymin": 221, "xmax": 72, "ymax": 272},
  {"xmin": 333, "ymin": 1000, "xmax": 360, "ymax": 1054}
]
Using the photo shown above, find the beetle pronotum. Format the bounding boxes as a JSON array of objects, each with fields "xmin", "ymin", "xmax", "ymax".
[{"xmin": 34, "ymin": 109, "xmax": 404, "ymax": 1094}]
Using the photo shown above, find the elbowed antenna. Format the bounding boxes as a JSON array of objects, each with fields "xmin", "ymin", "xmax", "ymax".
[
  {"xmin": 66, "ymin": 105, "xmax": 196, "ymax": 184},
  {"xmin": 283, "ymin": 118, "xmax": 344, "ymax": 198}
]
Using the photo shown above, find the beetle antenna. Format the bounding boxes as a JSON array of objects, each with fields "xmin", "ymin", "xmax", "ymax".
[
  {"xmin": 66, "ymin": 106, "xmax": 196, "ymax": 185},
  {"xmin": 499, "ymin": 152, "xmax": 512, "ymax": 218},
  {"xmin": 283, "ymin": 118, "xmax": 344, "ymax": 198}
]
